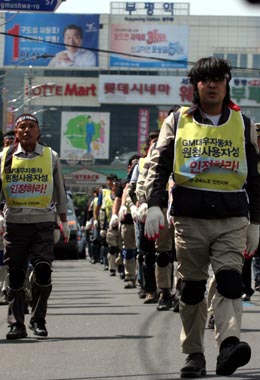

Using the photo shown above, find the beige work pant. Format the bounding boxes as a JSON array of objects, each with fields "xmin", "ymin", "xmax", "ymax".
[
  {"xmin": 156, "ymin": 209, "xmax": 175, "ymax": 289},
  {"xmin": 121, "ymin": 223, "xmax": 136, "ymax": 281},
  {"xmin": 174, "ymin": 216, "xmax": 248, "ymax": 353}
]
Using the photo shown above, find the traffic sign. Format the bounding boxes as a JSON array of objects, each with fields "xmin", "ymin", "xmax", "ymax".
[{"xmin": 0, "ymin": 0, "xmax": 65, "ymax": 12}]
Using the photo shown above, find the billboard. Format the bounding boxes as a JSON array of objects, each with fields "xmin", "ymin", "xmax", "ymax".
[
  {"xmin": 109, "ymin": 23, "xmax": 188, "ymax": 68},
  {"xmin": 4, "ymin": 13, "xmax": 99, "ymax": 67},
  {"xmin": 60, "ymin": 112, "xmax": 110, "ymax": 161}
]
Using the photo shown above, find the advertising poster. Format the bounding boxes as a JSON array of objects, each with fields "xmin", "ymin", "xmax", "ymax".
[
  {"xmin": 110, "ymin": 23, "xmax": 188, "ymax": 68},
  {"xmin": 60, "ymin": 112, "xmax": 110, "ymax": 161},
  {"xmin": 4, "ymin": 13, "xmax": 99, "ymax": 67}
]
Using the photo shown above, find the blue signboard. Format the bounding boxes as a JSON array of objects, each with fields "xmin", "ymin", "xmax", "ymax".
[
  {"xmin": 0, "ymin": 0, "xmax": 62, "ymax": 12},
  {"xmin": 4, "ymin": 13, "xmax": 100, "ymax": 67}
]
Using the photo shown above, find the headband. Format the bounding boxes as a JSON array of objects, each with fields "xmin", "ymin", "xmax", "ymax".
[{"xmin": 15, "ymin": 114, "xmax": 38, "ymax": 127}]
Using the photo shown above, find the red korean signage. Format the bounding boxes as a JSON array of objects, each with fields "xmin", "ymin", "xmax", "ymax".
[{"xmin": 138, "ymin": 108, "xmax": 150, "ymax": 155}]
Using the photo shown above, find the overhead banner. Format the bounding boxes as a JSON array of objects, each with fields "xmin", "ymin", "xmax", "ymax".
[
  {"xmin": 60, "ymin": 112, "xmax": 110, "ymax": 161},
  {"xmin": 4, "ymin": 13, "xmax": 99, "ymax": 67},
  {"xmin": 99, "ymin": 75, "xmax": 260, "ymax": 107},
  {"xmin": 109, "ymin": 23, "xmax": 188, "ymax": 68}
]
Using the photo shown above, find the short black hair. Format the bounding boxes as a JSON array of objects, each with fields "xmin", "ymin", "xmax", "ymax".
[
  {"xmin": 3, "ymin": 130, "xmax": 15, "ymax": 139},
  {"xmin": 63, "ymin": 24, "xmax": 83, "ymax": 39}
]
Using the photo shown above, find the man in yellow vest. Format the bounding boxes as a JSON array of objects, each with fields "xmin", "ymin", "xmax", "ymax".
[
  {"xmin": 0, "ymin": 113, "xmax": 69, "ymax": 340},
  {"xmin": 144, "ymin": 57, "xmax": 260, "ymax": 378}
]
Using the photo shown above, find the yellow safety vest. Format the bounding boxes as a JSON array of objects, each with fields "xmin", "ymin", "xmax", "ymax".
[
  {"xmin": 102, "ymin": 188, "xmax": 114, "ymax": 222},
  {"xmin": 173, "ymin": 107, "xmax": 247, "ymax": 191},
  {"xmin": 1, "ymin": 146, "xmax": 53, "ymax": 208}
]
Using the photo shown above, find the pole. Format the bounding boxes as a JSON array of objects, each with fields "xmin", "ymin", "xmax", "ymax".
[
  {"xmin": 2, "ymin": 87, "xmax": 8, "ymax": 135},
  {"xmin": 24, "ymin": 65, "xmax": 33, "ymax": 113}
]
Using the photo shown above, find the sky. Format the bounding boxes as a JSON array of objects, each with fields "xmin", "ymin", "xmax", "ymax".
[{"xmin": 57, "ymin": 0, "xmax": 260, "ymax": 16}]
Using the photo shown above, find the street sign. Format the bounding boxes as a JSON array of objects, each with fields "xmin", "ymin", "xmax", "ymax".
[{"xmin": 0, "ymin": 0, "xmax": 65, "ymax": 12}]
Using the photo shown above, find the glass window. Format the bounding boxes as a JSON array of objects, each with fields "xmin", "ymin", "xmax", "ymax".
[
  {"xmin": 240, "ymin": 54, "xmax": 248, "ymax": 68},
  {"xmin": 252, "ymin": 54, "xmax": 260, "ymax": 69},
  {"xmin": 227, "ymin": 54, "xmax": 238, "ymax": 68}
]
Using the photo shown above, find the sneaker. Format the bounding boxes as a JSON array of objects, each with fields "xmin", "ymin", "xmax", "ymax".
[
  {"xmin": 6, "ymin": 324, "xmax": 27, "ymax": 340},
  {"xmin": 157, "ymin": 290, "xmax": 172, "ymax": 311},
  {"xmin": 180, "ymin": 353, "xmax": 206, "ymax": 378},
  {"xmin": 29, "ymin": 320, "xmax": 48, "ymax": 337},
  {"xmin": 144, "ymin": 292, "xmax": 158, "ymax": 304},
  {"xmin": 124, "ymin": 280, "xmax": 136, "ymax": 289},
  {"xmin": 207, "ymin": 314, "xmax": 215, "ymax": 329},
  {"xmin": 216, "ymin": 339, "xmax": 251, "ymax": 376}
]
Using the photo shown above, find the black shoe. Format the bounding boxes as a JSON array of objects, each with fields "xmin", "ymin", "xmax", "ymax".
[
  {"xmin": 29, "ymin": 320, "xmax": 48, "ymax": 337},
  {"xmin": 180, "ymin": 353, "xmax": 206, "ymax": 378},
  {"xmin": 157, "ymin": 290, "xmax": 172, "ymax": 311},
  {"xmin": 143, "ymin": 292, "xmax": 158, "ymax": 304},
  {"xmin": 216, "ymin": 339, "xmax": 251, "ymax": 376},
  {"xmin": 110, "ymin": 270, "xmax": 116, "ymax": 276},
  {"xmin": 6, "ymin": 324, "xmax": 27, "ymax": 340}
]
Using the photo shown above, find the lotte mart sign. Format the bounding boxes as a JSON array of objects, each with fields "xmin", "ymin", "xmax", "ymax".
[{"xmin": 0, "ymin": 0, "xmax": 64, "ymax": 12}]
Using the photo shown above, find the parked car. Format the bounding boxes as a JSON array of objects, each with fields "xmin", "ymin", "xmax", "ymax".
[{"xmin": 54, "ymin": 194, "xmax": 83, "ymax": 260}]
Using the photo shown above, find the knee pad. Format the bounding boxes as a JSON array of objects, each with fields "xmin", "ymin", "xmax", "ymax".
[
  {"xmin": 181, "ymin": 280, "xmax": 207, "ymax": 305},
  {"xmin": 156, "ymin": 251, "xmax": 171, "ymax": 267},
  {"xmin": 215, "ymin": 269, "xmax": 242, "ymax": 299},
  {"xmin": 109, "ymin": 246, "xmax": 119, "ymax": 255},
  {"xmin": 34, "ymin": 261, "xmax": 52, "ymax": 286},
  {"xmin": 144, "ymin": 251, "xmax": 156, "ymax": 267},
  {"xmin": 9, "ymin": 266, "xmax": 26, "ymax": 290},
  {"xmin": 122, "ymin": 249, "xmax": 135, "ymax": 260}
]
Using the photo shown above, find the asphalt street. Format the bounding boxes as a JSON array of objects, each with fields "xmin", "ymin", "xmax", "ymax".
[{"xmin": 0, "ymin": 258, "xmax": 259, "ymax": 380}]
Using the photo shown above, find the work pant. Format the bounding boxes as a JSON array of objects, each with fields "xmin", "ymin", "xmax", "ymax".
[
  {"xmin": 106, "ymin": 227, "xmax": 122, "ymax": 271},
  {"xmin": 174, "ymin": 216, "xmax": 248, "ymax": 352},
  {"xmin": 4, "ymin": 222, "xmax": 54, "ymax": 326},
  {"xmin": 156, "ymin": 210, "xmax": 175, "ymax": 290},
  {"xmin": 138, "ymin": 221, "xmax": 156, "ymax": 292},
  {"xmin": 121, "ymin": 222, "xmax": 136, "ymax": 281}
]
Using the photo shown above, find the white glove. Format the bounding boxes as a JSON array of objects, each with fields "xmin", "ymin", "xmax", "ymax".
[
  {"xmin": 130, "ymin": 205, "xmax": 138, "ymax": 222},
  {"xmin": 100, "ymin": 229, "xmax": 106, "ymax": 238},
  {"xmin": 0, "ymin": 214, "xmax": 5, "ymax": 235},
  {"xmin": 93, "ymin": 219, "xmax": 99, "ymax": 228},
  {"xmin": 85, "ymin": 220, "xmax": 92, "ymax": 231},
  {"xmin": 245, "ymin": 223, "xmax": 260, "ymax": 258},
  {"xmin": 53, "ymin": 227, "xmax": 61, "ymax": 244},
  {"xmin": 144, "ymin": 206, "xmax": 165, "ymax": 240},
  {"xmin": 109, "ymin": 214, "xmax": 119, "ymax": 229},
  {"xmin": 61, "ymin": 222, "xmax": 70, "ymax": 243},
  {"xmin": 137, "ymin": 203, "xmax": 148, "ymax": 223},
  {"xmin": 118, "ymin": 205, "xmax": 127, "ymax": 222}
]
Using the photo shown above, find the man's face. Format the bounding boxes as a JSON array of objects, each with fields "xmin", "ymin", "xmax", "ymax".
[
  {"xmin": 3, "ymin": 137, "xmax": 14, "ymax": 147},
  {"xmin": 15, "ymin": 120, "xmax": 40, "ymax": 149},
  {"xmin": 64, "ymin": 29, "xmax": 82, "ymax": 53},
  {"xmin": 197, "ymin": 77, "xmax": 227, "ymax": 111}
]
